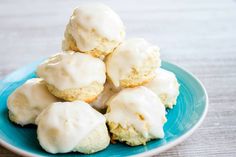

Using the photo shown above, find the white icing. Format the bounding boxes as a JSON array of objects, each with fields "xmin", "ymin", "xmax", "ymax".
[
  {"xmin": 36, "ymin": 101, "xmax": 106, "ymax": 154},
  {"xmin": 144, "ymin": 68, "xmax": 179, "ymax": 108},
  {"xmin": 91, "ymin": 81, "xmax": 120, "ymax": 111},
  {"xmin": 68, "ymin": 3, "xmax": 125, "ymax": 52},
  {"xmin": 106, "ymin": 38, "xmax": 160, "ymax": 87},
  {"xmin": 105, "ymin": 86, "xmax": 166, "ymax": 139},
  {"xmin": 7, "ymin": 78, "xmax": 59, "ymax": 125},
  {"xmin": 37, "ymin": 52, "xmax": 106, "ymax": 90}
]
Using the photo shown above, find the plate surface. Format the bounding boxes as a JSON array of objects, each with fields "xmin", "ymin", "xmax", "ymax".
[{"xmin": 0, "ymin": 60, "xmax": 208, "ymax": 157}]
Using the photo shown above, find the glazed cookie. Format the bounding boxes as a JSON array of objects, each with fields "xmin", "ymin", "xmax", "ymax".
[
  {"xmin": 145, "ymin": 68, "xmax": 179, "ymax": 108},
  {"xmin": 106, "ymin": 38, "xmax": 161, "ymax": 88},
  {"xmin": 91, "ymin": 80, "xmax": 120, "ymax": 113},
  {"xmin": 7, "ymin": 78, "xmax": 59, "ymax": 126},
  {"xmin": 105, "ymin": 87, "xmax": 166, "ymax": 146},
  {"xmin": 37, "ymin": 52, "xmax": 106, "ymax": 102},
  {"xmin": 62, "ymin": 3, "xmax": 125, "ymax": 58},
  {"xmin": 36, "ymin": 101, "xmax": 110, "ymax": 154}
]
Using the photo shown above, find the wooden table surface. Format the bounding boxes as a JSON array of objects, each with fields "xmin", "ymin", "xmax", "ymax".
[{"xmin": 0, "ymin": 0, "xmax": 236, "ymax": 156}]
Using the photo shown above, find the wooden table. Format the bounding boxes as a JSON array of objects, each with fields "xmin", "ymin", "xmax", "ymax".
[{"xmin": 0, "ymin": 0, "xmax": 236, "ymax": 156}]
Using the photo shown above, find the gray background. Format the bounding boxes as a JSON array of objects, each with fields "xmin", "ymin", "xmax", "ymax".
[{"xmin": 0, "ymin": 0, "xmax": 236, "ymax": 156}]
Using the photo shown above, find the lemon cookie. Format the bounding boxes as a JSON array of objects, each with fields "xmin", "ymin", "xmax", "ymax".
[
  {"xmin": 36, "ymin": 101, "xmax": 110, "ymax": 154},
  {"xmin": 145, "ymin": 68, "xmax": 179, "ymax": 108},
  {"xmin": 105, "ymin": 86, "xmax": 166, "ymax": 146},
  {"xmin": 106, "ymin": 38, "xmax": 161, "ymax": 88},
  {"xmin": 7, "ymin": 78, "xmax": 59, "ymax": 126},
  {"xmin": 37, "ymin": 52, "xmax": 106, "ymax": 102},
  {"xmin": 91, "ymin": 80, "xmax": 120, "ymax": 112},
  {"xmin": 62, "ymin": 4, "xmax": 125, "ymax": 58}
]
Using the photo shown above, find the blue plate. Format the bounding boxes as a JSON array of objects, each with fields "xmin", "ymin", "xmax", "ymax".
[{"xmin": 0, "ymin": 60, "xmax": 208, "ymax": 157}]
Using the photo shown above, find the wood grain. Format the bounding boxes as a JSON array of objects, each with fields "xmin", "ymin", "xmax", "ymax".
[{"xmin": 0, "ymin": 0, "xmax": 236, "ymax": 156}]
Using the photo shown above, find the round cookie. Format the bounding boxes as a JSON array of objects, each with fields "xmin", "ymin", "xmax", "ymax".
[
  {"xmin": 36, "ymin": 52, "xmax": 106, "ymax": 102},
  {"xmin": 35, "ymin": 101, "xmax": 110, "ymax": 154},
  {"xmin": 106, "ymin": 38, "xmax": 161, "ymax": 88},
  {"xmin": 62, "ymin": 3, "xmax": 125, "ymax": 58},
  {"xmin": 144, "ymin": 68, "xmax": 180, "ymax": 108},
  {"xmin": 105, "ymin": 86, "xmax": 166, "ymax": 146},
  {"xmin": 7, "ymin": 78, "xmax": 59, "ymax": 126}
]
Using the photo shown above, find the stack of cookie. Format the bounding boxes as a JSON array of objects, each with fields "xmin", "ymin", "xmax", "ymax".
[{"xmin": 7, "ymin": 4, "xmax": 179, "ymax": 154}]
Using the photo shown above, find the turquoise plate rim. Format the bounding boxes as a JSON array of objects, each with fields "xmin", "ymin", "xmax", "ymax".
[{"xmin": 0, "ymin": 60, "xmax": 208, "ymax": 157}]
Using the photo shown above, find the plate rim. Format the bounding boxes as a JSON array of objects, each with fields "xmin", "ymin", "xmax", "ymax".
[{"xmin": 0, "ymin": 61, "xmax": 208, "ymax": 157}]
